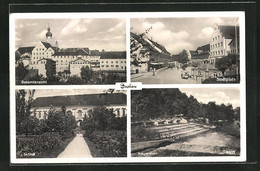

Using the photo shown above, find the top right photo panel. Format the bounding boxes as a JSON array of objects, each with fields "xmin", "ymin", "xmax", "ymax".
[{"xmin": 130, "ymin": 17, "xmax": 241, "ymax": 84}]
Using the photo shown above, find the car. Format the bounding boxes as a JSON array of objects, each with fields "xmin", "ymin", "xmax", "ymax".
[{"xmin": 181, "ymin": 73, "xmax": 189, "ymax": 79}]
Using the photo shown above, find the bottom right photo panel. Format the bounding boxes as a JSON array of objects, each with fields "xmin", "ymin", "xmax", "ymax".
[{"xmin": 131, "ymin": 88, "xmax": 241, "ymax": 157}]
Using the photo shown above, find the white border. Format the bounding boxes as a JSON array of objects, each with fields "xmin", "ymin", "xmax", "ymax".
[{"xmin": 10, "ymin": 12, "xmax": 246, "ymax": 164}]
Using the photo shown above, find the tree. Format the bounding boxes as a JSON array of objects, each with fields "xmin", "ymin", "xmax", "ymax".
[
  {"xmin": 16, "ymin": 63, "xmax": 28, "ymax": 84},
  {"xmin": 16, "ymin": 89, "xmax": 35, "ymax": 137},
  {"xmin": 46, "ymin": 110, "xmax": 77, "ymax": 133},
  {"xmin": 234, "ymin": 107, "xmax": 240, "ymax": 121},
  {"xmin": 33, "ymin": 119, "xmax": 49, "ymax": 135},
  {"xmin": 61, "ymin": 105, "xmax": 66, "ymax": 115},
  {"xmin": 80, "ymin": 66, "xmax": 94, "ymax": 84},
  {"xmin": 215, "ymin": 56, "xmax": 233, "ymax": 76},
  {"xmin": 66, "ymin": 75, "xmax": 83, "ymax": 84},
  {"xmin": 21, "ymin": 116, "xmax": 39, "ymax": 136},
  {"xmin": 81, "ymin": 106, "xmax": 115, "ymax": 131},
  {"xmin": 179, "ymin": 49, "xmax": 189, "ymax": 64},
  {"xmin": 45, "ymin": 60, "xmax": 56, "ymax": 79}
]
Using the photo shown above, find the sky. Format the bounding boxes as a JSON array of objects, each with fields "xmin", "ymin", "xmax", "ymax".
[
  {"xmin": 179, "ymin": 87, "xmax": 240, "ymax": 108},
  {"xmin": 131, "ymin": 17, "xmax": 239, "ymax": 54},
  {"xmin": 33, "ymin": 89, "xmax": 126, "ymax": 98},
  {"xmin": 15, "ymin": 18, "xmax": 126, "ymax": 51}
]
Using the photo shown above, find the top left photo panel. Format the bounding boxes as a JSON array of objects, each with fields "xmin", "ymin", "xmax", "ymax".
[{"xmin": 11, "ymin": 16, "xmax": 127, "ymax": 85}]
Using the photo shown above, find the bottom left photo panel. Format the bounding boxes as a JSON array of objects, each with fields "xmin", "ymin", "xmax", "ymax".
[{"xmin": 14, "ymin": 89, "xmax": 127, "ymax": 159}]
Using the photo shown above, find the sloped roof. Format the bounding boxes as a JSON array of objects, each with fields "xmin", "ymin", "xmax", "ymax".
[
  {"xmin": 90, "ymin": 50, "xmax": 101, "ymax": 56},
  {"xmin": 196, "ymin": 44, "xmax": 210, "ymax": 52},
  {"xmin": 53, "ymin": 48, "xmax": 89, "ymax": 56},
  {"xmin": 16, "ymin": 46, "xmax": 35, "ymax": 55},
  {"xmin": 31, "ymin": 93, "xmax": 126, "ymax": 107},
  {"xmin": 130, "ymin": 32, "xmax": 171, "ymax": 55},
  {"xmin": 218, "ymin": 25, "xmax": 240, "ymax": 39},
  {"xmin": 191, "ymin": 52, "xmax": 210, "ymax": 60},
  {"xmin": 41, "ymin": 41, "xmax": 52, "ymax": 49},
  {"xmin": 70, "ymin": 58, "xmax": 88, "ymax": 63},
  {"xmin": 60, "ymin": 48, "xmax": 89, "ymax": 52},
  {"xmin": 189, "ymin": 50, "xmax": 198, "ymax": 56},
  {"xmin": 148, "ymin": 38, "xmax": 171, "ymax": 55},
  {"xmin": 100, "ymin": 51, "xmax": 126, "ymax": 59}
]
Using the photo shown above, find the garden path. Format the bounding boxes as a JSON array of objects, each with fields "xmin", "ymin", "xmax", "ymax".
[{"xmin": 57, "ymin": 133, "xmax": 93, "ymax": 158}]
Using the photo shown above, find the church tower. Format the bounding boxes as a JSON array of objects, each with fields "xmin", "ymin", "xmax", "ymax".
[{"xmin": 46, "ymin": 25, "xmax": 52, "ymax": 41}]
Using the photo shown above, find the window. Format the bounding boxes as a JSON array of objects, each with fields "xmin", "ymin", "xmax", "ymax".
[
  {"xmin": 218, "ymin": 43, "xmax": 220, "ymax": 47},
  {"xmin": 221, "ymin": 42, "xmax": 223, "ymax": 46},
  {"xmin": 116, "ymin": 61, "xmax": 118, "ymax": 63},
  {"xmin": 221, "ymin": 50, "xmax": 223, "ymax": 54},
  {"xmin": 101, "ymin": 65, "xmax": 104, "ymax": 67},
  {"xmin": 106, "ymin": 65, "xmax": 109, "ymax": 67},
  {"xmin": 218, "ymin": 35, "xmax": 220, "ymax": 39},
  {"xmin": 121, "ymin": 61, "xmax": 123, "ymax": 63},
  {"xmin": 122, "ymin": 109, "xmax": 126, "ymax": 117},
  {"xmin": 116, "ymin": 65, "xmax": 119, "ymax": 67},
  {"xmin": 44, "ymin": 112, "xmax": 47, "ymax": 119},
  {"xmin": 213, "ymin": 38, "xmax": 214, "ymax": 41},
  {"xmin": 111, "ymin": 61, "xmax": 113, "ymax": 63},
  {"xmin": 117, "ymin": 109, "xmax": 120, "ymax": 117},
  {"xmin": 106, "ymin": 61, "xmax": 108, "ymax": 63},
  {"xmin": 111, "ymin": 65, "xmax": 114, "ymax": 67}
]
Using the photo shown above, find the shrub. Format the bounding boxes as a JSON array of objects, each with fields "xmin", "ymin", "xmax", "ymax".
[
  {"xmin": 84, "ymin": 130, "xmax": 127, "ymax": 157},
  {"xmin": 131, "ymin": 125, "xmax": 158, "ymax": 142},
  {"xmin": 16, "ymin": 132, "xmax": 62, "ymax": 158},
  {"xmin": 32, "ymin": 120, "xmax": 49, "ymax": 135}
]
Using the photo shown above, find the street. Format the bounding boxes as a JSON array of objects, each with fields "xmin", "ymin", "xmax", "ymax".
[{"xmin": 131, "ymin": 67, "xmax": 196, "ymax": 84}]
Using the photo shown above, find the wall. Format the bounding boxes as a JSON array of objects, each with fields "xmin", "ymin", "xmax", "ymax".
[{"xmin": 100, "ymin": 58, "xmax": 126, "ymax": 71}]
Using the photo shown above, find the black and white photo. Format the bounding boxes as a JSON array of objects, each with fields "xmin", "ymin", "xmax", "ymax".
[
  {"xmin": 131, "ymin": 88, "xmax": 241, "ymax": 157},
  {"xmin": 15, "ymin": 89, "xmax": 127, "ymax": 158},
  {"xmin": 10, "ymin": 12, "xmax": 246, "ymax": 163},
  {"xmin": 131, "ymin": 17, "xmax": 241, "ymax": 84},
  {"xmin": 14, "ymin": 18, "xmax": 126, "ymax": 85}
]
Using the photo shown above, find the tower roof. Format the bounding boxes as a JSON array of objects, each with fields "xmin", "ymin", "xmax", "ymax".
[{"xmin": 46, "ymin": 26, "xmax": 52, "ymax": 38}]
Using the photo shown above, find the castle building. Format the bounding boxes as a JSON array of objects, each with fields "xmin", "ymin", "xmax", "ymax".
[{"xmin": 30, "ymin": 93, "xmax": 127, "ymax": 122}]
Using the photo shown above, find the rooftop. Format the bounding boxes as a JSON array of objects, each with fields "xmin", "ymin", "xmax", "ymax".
[
  {"xmin": 218, "ymin": 25, "xmax": 240, "ymax": 39},
  {"xmin": 196, "ymin": 44, "xmax": 210, "ymax": 52},
  {"xmin": 191, "ymin": 52, "xmax": 210, "ymax": 60},
  {"xmin": 100, "ymin": 51, "xmax": 126, "ymax": 59},
  {"xmin": 16, "ymin": 46, "xmax": 35, "ymax": 55},
  {"xmin": 31, "ymin": 93, "xmax": 127, "ymax": 108}
]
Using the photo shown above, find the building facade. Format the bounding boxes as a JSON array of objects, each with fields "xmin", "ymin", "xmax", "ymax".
[
  {"xmin": 209, "ymin": 24, "xmax": 239, "ymax": 64},
  {"xmin": 31, "ymin": 93, "xmax": 127, "ymax": 122},
  {"xmin": 100, "ymin": 52, "xmax": 126, "ymax": 71},
  {"xmin": 16, "ymin": 26, "xmax": 126, "ymax": 78}
]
